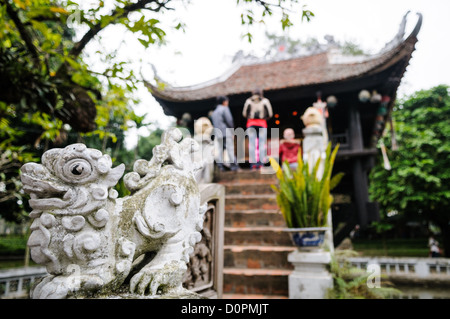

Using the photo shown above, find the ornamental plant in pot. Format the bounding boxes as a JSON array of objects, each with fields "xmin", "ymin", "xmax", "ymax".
[{"xmin": 270, "ymin": 142, "xmax": 344, "ymax": 251}]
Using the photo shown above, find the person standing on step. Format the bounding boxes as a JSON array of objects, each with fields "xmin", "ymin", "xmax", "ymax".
[
  {"xmin": 211, "ymin": 95, "xmax": 239, "ymax": 171},
  {"xmin": 242, "ymin": 89, "xmax": 273, "ymax": 170},
  {"xmin": 279, "ymin": 128, "xmax": 301, "ymax": 170}
]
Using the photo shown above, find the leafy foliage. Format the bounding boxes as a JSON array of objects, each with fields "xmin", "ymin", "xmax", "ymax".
[
  {"xmin": 0, "ymin": 0, "xmax": 312, "ymax": 223},
  {"xmin": 236, "ymin": 0, "xmax": 313, "ymax": 42},
  {"xmin": 327, "ymin": 250, "xmax": 401, "ymax": 299},
  {"xmin": 270, "ymin": 142, "xmax": 344, "ymax": 228},
  {"xmin": 0, "ymin": 234, "xmax": 29, "ymax": 256},
  {"xmin": 0, "ymin": 0, "xmax": 146, "ymax": 221},
  {"xmin": 369, "ymin": 85, "xmax": 450, "ymax": 256}
]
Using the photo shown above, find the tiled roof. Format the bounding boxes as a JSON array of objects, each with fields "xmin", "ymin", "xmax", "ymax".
[{"xmin": 147, "ymin": 13, "xmax": 421, "ymax": 103}]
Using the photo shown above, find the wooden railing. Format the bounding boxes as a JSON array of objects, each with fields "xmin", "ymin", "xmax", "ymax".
[{"xmin": 330, "ymin": 131, "xmax": 350, "ymax": 149}]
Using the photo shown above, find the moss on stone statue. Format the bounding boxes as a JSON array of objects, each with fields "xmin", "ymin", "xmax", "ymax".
[{"xmin": 70, "ymin": 284, "xmax": 206, "ymax": 299}]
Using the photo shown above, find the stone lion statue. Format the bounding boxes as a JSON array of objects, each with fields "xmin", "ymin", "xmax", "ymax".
[
  {"xmin": 193, "ymin": 117, "xmax": 214, "ymax": 184},
  {"xmin": 301, "ymin": 106, "xmax": 323, "ymax": 129},
  {"xmin": 21, "ymin": 128, "xmax": 207, "ymax": 299}
]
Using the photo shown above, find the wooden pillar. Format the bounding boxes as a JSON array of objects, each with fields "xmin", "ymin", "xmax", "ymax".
[
  {"xmin": 352, "ymin": 159, "xmax": 370, "ymax": 227},
  {"xmin": 349, "ymin": 103, "xmax": 363, "ymax": 151},
  {"xmin": 349, "ymin": 103, "xmax": 370, "ymax": 227}
]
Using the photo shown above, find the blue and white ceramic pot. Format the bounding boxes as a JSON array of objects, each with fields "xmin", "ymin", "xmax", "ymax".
[{"xmin": 285, "ymin": 227, "xmax": 329, "ymax": 251}]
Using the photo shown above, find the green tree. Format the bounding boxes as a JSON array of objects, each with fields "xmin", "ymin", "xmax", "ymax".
[
  {"xmin": 369, "ymin": 85, "xmax": 450, "ymax": 257},
  {"xmin": 1, "ymin": 0, "xmax": 311, "ymax": 131},
  {"xmin": 0, "ymin": 0, "xmax": 141, "ymax": 221},
  {"xmin": 0, "ymin": 0, "xmax": 312, "ymax": 223}
]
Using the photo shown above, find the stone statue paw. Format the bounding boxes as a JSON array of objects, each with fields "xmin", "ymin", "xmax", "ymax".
[
  {"xmin": 31, "ymin": 273, "xmax": 104, "ymax": 299},
  {"xmin": 129, "ymin": 260, "xmax": 186, "ymax": 295},
  {"xmin": 31, "ymin": 276, "xmax": 68, "ymax": 299}
]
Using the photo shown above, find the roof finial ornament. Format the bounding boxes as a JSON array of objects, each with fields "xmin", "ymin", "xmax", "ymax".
[
  {"xmin": 380, "ymin": 11, "xmax": 411, "ymax": 53},
  {"xmin": 324, "ymin": 35, "xmax": 338, "ymax": 49}
]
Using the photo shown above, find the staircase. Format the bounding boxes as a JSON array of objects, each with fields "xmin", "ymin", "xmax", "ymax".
[{"xmin": 216, "ymin": 169, "xmax": 295, "ymax": 299}]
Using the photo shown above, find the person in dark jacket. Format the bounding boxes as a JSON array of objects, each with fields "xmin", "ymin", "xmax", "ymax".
[
  {"xmin": 242, "ymin": 89, "xmax": 273, "ymax": 169},
  {"xmin": 211, "ymin": 96, "xmax": 239, "ymax": 171}
]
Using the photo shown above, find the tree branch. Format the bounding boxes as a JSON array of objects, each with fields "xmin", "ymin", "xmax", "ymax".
[
  {"xmin": 2, "ymin": 0, "xmax": 41, "ymax": 67},
  {"xmin": 253, "ymin": 0, "xmax": 295, "ymax": 13},
  {"xmin": 87, "ymin": 69, "xmax": 142, "ymax": 84},
  {"xmin": 69, "ymin": 0, "xmax": 171, "ymax": 58},
  {"xmin": 0, "ymin": 193, "xmax": 17, "ymax": 203}
]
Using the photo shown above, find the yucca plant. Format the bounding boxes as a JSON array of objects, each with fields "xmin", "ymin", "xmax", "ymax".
[{"xmin": 270, "ymin": 142, "xmax": 344, "ymax": 228}]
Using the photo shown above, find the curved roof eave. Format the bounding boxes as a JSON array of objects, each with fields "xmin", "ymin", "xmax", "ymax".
[{"xmin": 146, "ymin": 12, "xmax": 422, "ymax": 103}]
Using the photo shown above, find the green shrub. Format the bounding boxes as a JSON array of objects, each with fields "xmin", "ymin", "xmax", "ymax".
[
  {"xmin": 327, "ymin": 250, "xmax": 402, "ymax": 299},
  {"xmin": 0, "ymin": 235, "xmax": 28, "ymax": 255},
  {"xmin": 270, "ymin": 142, "xmax": 344, "ymax": 228}
]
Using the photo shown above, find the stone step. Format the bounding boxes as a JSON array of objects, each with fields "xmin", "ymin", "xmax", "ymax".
[
  {"xmin": 223, "ymin": 183, "xmax": 275, "ymax": 195},
  {"xmin": 224, "ymin": 226, "xmax": 292, "ymax": 246},
  {"xmin": 219, "ymin": 168, "xmax": 290, "ymax": 298},
  {"xmin": 225, "ymin": 194, "xmax": 278, "ymax": 211},
  {"xmin": 225, "ymin": 209, "xmax": 286, "ymax": 228},
  {"xmin": 216, "ymin": 169, "xmax": 277, "ymax": 183},
  {"xmin": 223, "ymin": 268, "xmax": 291, "ymax": 296},
  {"xmin": 224, "ymin": 245, "xmax": 295, "ymax": 270}
]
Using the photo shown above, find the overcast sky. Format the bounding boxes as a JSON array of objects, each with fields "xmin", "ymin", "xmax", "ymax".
[{"xmin": 85, "ymin": 0, "xmax": 450, "ymax": 147}]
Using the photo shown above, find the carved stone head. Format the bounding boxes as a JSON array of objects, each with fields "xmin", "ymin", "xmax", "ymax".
[
  {"xmin": 21, "ymin": 144, "xmax": 125, "ymax": 276},
  {"xmin": 301, "ymin": 107, "xmax": 323, "ymax": 128}
]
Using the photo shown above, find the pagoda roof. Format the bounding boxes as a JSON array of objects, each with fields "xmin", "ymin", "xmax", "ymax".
[{"xmin": 146, "ymin": 12, "xmax": 422, "ymax": 109}]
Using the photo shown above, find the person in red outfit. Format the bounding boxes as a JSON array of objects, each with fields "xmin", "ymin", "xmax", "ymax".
[
  {"xmin": 242, "ymin": 89, "xmax": 273, "ymax": 169},
  {"xmin": 279, "ymin": 128, "xmax": 301, "ymax": 169}
]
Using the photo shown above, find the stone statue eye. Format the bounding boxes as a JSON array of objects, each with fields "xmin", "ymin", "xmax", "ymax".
[
  {"xmin": 71, "ymin": 164, "xmax": 83, "ymax": 175},
  {"xmin": 63, "ymin": 159, "xmax": 92, "ymax": 182}
]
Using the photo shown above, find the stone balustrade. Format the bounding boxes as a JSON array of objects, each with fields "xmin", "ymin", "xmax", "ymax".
[
  {"xmin": 345, "ymin": 256, "xmax": 450, "ymax": 280},
  {"xmin": 0, "ymin": 266, "xmax": 47, "ymax": 299}
]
